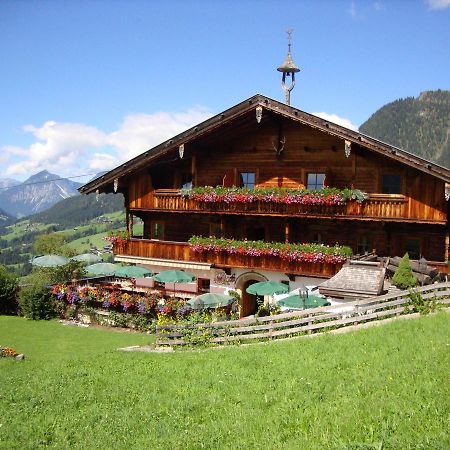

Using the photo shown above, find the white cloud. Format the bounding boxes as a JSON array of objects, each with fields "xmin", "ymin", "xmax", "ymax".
[
  {"xmin": 108, "ymin": 107, "xmax": 211, "ymax": 160},
  {"xmin": 3, "ymin": 106, "xmax": 212, "ymax": 178},
  {"xmin": 311, "ymin": 112, "xmax": 359, "ymax": 131},
  {"xmin": 88, "ymin": 153, "xmax": 119, "ymax": 171},
  {"xmin": 426, "ymin": 0, "xmax": 450, "ymax": 9},
  {"xmin": 373, "ymin": 2, "xmax": 384, "ymax": 11},
  {"xmin": 348, "ymin": 1, "xmax": 358, "ymax": 18}
]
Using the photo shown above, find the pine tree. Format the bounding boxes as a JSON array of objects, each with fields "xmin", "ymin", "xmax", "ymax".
[{"xmin": 392, "ymin": 253, "xmax": 417, "ymax": 290}]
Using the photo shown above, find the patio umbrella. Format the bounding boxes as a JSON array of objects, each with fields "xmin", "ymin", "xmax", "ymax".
[
  {"xmin": 186, "ymin": 292, "xmax": 235, "ymax": 310},
  {"xmin": 277, "ymin": 294, "xmax": 331, "ymax": 309},
  {"xmin": 71, "ymin": 253, "xmax": 103, "ymax": 265},
  {"xmin": 114, "ymin": 265, "xmax": 153, "ymax": 278},
  {"xmin": 153, "ymin": 270, "xmax": 196, "ymax": 296},
  {"xmin": 153, "ymin": 270, "xmax": 196, "ymax": 283},
  {"xmin": 31, "ymin": 254, "xmax": 69, "ymax": 268},
  {"xmin": 85, "ymin": 262, "xmax": 120, "ymax": 276},
  {"xmin": 246, "ymin": 281, "xmax": 289, "ymax": 296}
]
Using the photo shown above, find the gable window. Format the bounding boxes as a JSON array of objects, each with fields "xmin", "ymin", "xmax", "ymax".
[
  {"xmin": 239, "ymin": 172, "xmax": 256, "ymax": 189},
  {"xmin": 151, "ymin": 221, "xmax": 165, "ymax": 240},
  {"xmin": 307, "ymin": 173, "xmax": 326, "ymax": 190},
  {"xmin": 382, "ymin": 174, "xmax": 401, "ymax": 194}
]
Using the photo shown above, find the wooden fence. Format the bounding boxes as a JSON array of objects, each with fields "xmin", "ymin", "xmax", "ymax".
[{"xmin": 156, "ymin": 282, "xmax": 450, "ymax": 346}]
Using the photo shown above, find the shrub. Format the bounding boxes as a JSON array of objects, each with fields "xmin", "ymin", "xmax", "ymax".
[
  {"xmin": 392, "ymin": 253, "xmax": 417, "ymax": 290},
  {"xmin": 129, "ymin": 314, "xmax": 151, "ymax": 331},
  {"xmin": 19, "ymin": 283, "xmax": 58, "ymax": 320},
  {"xmin": 0, "ymin": 265, "xmax": 18, "ymax": 315},
  {"xmin": 108, "ymin": 311, "xmax": 129, "ymax": 328}
]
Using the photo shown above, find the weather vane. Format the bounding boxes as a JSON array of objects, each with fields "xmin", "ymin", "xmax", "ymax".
[{"xmin": 277, "ymin": 29, "xmax": 300, "ymax": 106}]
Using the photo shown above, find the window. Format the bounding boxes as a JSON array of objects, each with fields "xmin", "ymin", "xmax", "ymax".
[
  {"xmin": 382, "ymin": 174, "xmax": 401, "ymax": 194},
  {"xmin": 307, "ymin": 173, "xmax": 326, "ymax": 190},
  {"xmin": 239, "ymin": 172, "xmax": 256, "ymax": 189},
  {"xmin": 405, "ymin": 239, "xmax": 420, "ymax": 260},
  {"xmin": 209, "ymin": 222, "xmax": 221, "ymax": 238},
  {"xmin": 357, "ymin": 236, "xmax": 371, "ymax": 255},
  {"xmin": 180, "ymin": 172, "xmax": 192, "ymax": 190},
  {"xmin": 151, "ymin": 221, "xmax": 165, "ymax": 240},
  {"xmin": 198, "ymin": 278, "xmax": 210, "ymax": 293},
  {"xmin": 246, "ymin": 226, "xmax": 265, "ymax": 241}
]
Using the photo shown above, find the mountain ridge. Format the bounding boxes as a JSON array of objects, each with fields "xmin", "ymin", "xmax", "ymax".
[
  {"xmin": 359, "ymin": 90, "xmax": 450, "ymax": 169},
  {"xmin": 0, "ymin": 170, "xmax": 83, "ymax": 217}
]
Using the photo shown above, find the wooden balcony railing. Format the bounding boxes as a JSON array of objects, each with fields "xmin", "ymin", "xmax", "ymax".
[
  {"xmin": 114, "ymin": 239, "xmax": 343, "ymax": 278},
  {"xmin": 132, "ymin": 190, "xmax": 446, "ymax": 223}
]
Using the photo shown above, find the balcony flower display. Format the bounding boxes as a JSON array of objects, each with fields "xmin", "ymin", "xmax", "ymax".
[
  {"xmin": 104, "ymin": 230, "xmax": 128, "ymax": 246},
  {"xmin": 181, "ymin": 186, "xmax": 367, "ymax": 205},
  {"xmin": 188, "ymin": 236, "xmax": 352, "ymax": 264}
]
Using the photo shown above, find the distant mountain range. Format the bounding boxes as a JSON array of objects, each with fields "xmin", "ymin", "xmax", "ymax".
[
  {"xmin": 360, "ymin": 90, "xmax": 450, "ymax": 169},
  {"xmin": 0, "ymin": 170, "xmax": 82, "ymax": 217}
]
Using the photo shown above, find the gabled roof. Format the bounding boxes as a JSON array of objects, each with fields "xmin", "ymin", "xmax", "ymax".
[{"xmin": 79, "ymin": 93, "xmax": 450, "ymax": 194}]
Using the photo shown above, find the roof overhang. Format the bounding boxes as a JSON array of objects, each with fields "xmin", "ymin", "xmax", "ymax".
[{"xmin": 79, "ymin": 94, "xmax": 450, "ymax": 195}]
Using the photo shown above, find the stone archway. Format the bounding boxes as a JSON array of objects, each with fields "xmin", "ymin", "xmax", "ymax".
[{"xmin": 235, "ymin": 272, "xmax": 268, "ymax": 318}]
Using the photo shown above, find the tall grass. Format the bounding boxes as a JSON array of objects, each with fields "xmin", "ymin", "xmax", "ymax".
[{"xmin": 1, "ymin": 313, "xmax": 449, "ymax": 449}]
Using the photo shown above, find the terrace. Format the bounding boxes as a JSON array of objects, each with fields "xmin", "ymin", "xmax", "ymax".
[{"xmin": 128, "ymin": 189, "xmax": 447, "ymax": 224}]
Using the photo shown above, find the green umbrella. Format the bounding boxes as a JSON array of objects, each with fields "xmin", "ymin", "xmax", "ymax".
[
  {"xmin": 186, "ymin": 292, "xmax": 235, "ymax": 310},
  {"xmin": 277, "ymin": 294, "xmax": 331, "ymax": 309},
  {"xmin": 153, "ymin": 270, "xmax": 196, "ymax": 296},
  {"xmin": 153, "ymin": 270, "xmax": 196, "ymax": 283},
  {"xmin": 71, "ymin": 253, "xmax": 103, "ymax": 265},
  {"xmin": 246, "ymin": 281, "xmax": 289, "ymax": 296},
  {"xmin": 114, "ymin": 266, "xmax": 153, "ymax": 278},
  {"xmin": 85, "ymin": 262, "xmax": 120, "ymax": 276},
  {"xmin": 31, "ymin": 254, "xmax": 70, "ymax": 268}
]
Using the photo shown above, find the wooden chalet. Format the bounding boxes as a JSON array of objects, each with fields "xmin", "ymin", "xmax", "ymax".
[{"xmin": 80, "ymin": 94, "xmax": 450, "ymax": 316}]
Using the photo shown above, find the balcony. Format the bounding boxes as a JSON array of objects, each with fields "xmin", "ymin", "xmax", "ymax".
[
  {"xmin": 131, "ymin": 190, "xmax": 446, "ymax": 223},
  {"xmin": 113, "ymin": 238, "xmax": 343, "ymax": 278}
]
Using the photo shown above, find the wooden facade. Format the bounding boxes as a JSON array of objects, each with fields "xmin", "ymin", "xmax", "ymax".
[{"xmin": 80, "ymin": 94, "xmax": 450, "ymax": 282}]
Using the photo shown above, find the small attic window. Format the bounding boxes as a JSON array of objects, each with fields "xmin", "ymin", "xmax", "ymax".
[{"xmin": 381, "ymin": 174, "xmax": 401, "ymax": 194}]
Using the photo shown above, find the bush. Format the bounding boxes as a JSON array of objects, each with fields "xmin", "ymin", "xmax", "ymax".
[
  {"xmin": 392, "ymin": 253, "xmax": 417, "ymax": 290},
  {"xmin": 19, "ymin": 283, "xmax": 58, "ymax": 320},
  {"xmin": 0, "ymin": 265, "xmax": 18, "ymax": 315},
  {"xmin": 129, "ymin": 314, "xmax": 151, "ymax": 332}
]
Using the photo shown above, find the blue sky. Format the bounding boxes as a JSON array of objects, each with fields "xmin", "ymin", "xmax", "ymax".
[{"xmin": 1, "ymin": 0, "xmax": 449, "ymax": 182}]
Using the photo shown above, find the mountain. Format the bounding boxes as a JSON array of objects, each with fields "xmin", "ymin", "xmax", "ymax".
[
  {"xmin": 29, "ymin": 191, "xmax": 124, "ymax": 228},
  {"xmin": 0, "ymin": 178, "xmax": 20, "ymax": 189},
  {"xmin": 359, "ymin": 90, "xmax": 450, "ymax": 169},
  {"xmin": 0, "ymin": 207, "xmax": 14, "ymax": 225},
  {"xmin": 0, "ymin": 170, "xmax": 82, "ymax": 217}
]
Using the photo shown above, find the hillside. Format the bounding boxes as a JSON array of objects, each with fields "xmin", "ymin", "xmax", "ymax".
[
  {"xmin": 359, "ymin": 90, "xmax": 450, "ymax": 169},
  {"xmin": 30, "ymin": 192, "xmax": 124, "ymax": 228}
]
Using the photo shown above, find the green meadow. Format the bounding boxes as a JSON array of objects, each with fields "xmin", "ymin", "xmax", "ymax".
[{"xmin": 1, "ymin": 313, "xmax": 449, "ymax": 449}]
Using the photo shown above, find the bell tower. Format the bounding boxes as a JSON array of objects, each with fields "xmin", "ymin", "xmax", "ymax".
[{"xmin": 277, "ymin": 29, "xmax": 300, "ymax": 106}]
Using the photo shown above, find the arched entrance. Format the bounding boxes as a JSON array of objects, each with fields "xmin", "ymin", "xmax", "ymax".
[{"xmin": 235, "ymin": 272, "xmax": 268, "ymax": 318}]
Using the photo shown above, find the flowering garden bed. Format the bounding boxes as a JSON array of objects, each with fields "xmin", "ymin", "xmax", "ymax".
[
  {"xmin": 181, "ymin": 186, "xmax": 367, "ymax": 205},
  {"xmin": 50, "ymin": 284, "xmax": 238, "ymax": 331},
  {"xmin": 188, "ymin": 236, "xmax": 352, "ymax": 264}
]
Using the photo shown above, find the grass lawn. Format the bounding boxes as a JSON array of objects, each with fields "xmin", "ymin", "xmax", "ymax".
[{"xmin": 1, "ymin": 313, "xmax": 449, "ymax": 449}]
